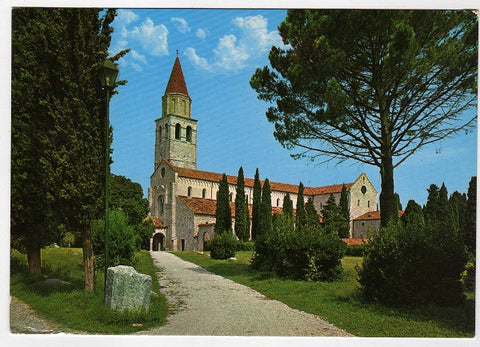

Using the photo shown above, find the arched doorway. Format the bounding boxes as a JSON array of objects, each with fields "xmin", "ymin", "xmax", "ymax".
[
  {"xmin": 203, "ymin": 232, "xmax": 211, "ymax": 251},
  {"xmin": 152, "ymin": 233, "xmax": 165, "ymax": 251}
]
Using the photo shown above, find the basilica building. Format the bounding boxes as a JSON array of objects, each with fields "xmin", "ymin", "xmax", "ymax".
[{"xmin": 148, "ymin": 56, "xmax": 378, "ymax": 251}]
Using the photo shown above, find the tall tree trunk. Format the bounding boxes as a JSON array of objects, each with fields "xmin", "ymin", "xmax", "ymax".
[
  {"xmin": 83, "ymin": 224, "xmax": 95, "ymax": 292},
  {"xmin": 380, "ymin": 153, "xmax": 398, "ymax": 228},
  {"xmin": 27, "ymin": 244, "xmax": 41, "ymax": 275}
]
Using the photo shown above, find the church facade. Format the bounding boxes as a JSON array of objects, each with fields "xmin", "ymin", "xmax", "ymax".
[{"xmin": 148, "ymin": 57, "xmax": 378, "ymax": 251}]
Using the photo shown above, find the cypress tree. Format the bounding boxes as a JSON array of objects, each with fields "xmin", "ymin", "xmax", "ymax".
[
  {"xmin": 251, "ymin": 168, "xmax": 262, "ymax": 239},
  {"xmin": 235, "ymin": 167, "xmax": 249, "ymax": 241},
  {"xmin": 215, "ymin": 174, "xmax": 232, "ymax": 235},
  {"xmin": 394, "ymin": 193, "xmax": 403, "ymax": 211},
  {"xmin": 465, "ymin": 176, "xmax": 476, "ymax": 254},
  {"xmin": 437, "ymin": 183, "xmax": 455, "ymax": 234},
  {"xmin": 296, "ymin": 182, "xmax": 306, "ymax": 231},
  {"xmin": 423, "ymin": 184, "xmax": 440, "ymax": 229},
  {"xmin": 259, "ymin": 178, "xmax": 273, "ymax": 237},
  {"xmin": 321, "ymin": 194, "xmax": 343, "ymax": 235},
  {"xmin": 449, "ymin": 191, "xmax": 467, "ymax": 234},
  {"xmin": 401, "ymin": 199, "xmax": 425, "ymax": 230},
  {"xmin": 338, "ymin": 184, "xmax": 351, "ymax": 238},
  {"xmin": 305, "ymin": 197, "xmax": 320, "ymax": 229},
  {"xmin": 282, "ymin": 192, "xmax": 294, "ymax": 231}
]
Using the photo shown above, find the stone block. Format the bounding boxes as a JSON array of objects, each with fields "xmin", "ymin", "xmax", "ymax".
[{"xmin": 104, "ymin": 265, "xmax": 152, "ymax": 313}]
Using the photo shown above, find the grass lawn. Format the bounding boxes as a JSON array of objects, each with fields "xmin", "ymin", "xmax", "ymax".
[
  {"xmin": 10, "ymin": 247, "xmax": 168, "ymax": 334},
  {"xmin": 173, "ymin": 251, "xmax": 475, "ymax": 337}
]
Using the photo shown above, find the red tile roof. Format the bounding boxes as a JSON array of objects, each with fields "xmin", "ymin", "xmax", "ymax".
[
  {"xmin": 144, "ymin": 216, "xmax": 167, "ymax": 228},
  {"xmin": 354, "ymin": 210, "xmax": 404, "ymax": 221},
  {"xmin": 165, "ymin": 56, "xmax": 189, "ymax": 96},
  {"xmin": 178, "ymin": 196, "xmax": 294, "ymax": 219},
  {"xmin": 165, "ymin": 159, "xmax": 352, "ymax": 196},
  {"xmin": 342, "ymin": 238, "xmax": 368, "ymax": 246}
]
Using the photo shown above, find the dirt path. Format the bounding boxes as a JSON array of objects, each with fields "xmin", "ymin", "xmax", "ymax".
[{"xmin": 138, "ymin": 251, "xmax": 353, "ymax": 336}]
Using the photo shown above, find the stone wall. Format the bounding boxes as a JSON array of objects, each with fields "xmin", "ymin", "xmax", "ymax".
[{"xmin": 352, "ymin": 219, "xmax": 380, "ymax": 238}]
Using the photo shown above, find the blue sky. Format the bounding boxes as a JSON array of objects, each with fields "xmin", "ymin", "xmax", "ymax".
[{"xmin": 108, "ymin": 8, "xmax": 477, "ymax": 207}]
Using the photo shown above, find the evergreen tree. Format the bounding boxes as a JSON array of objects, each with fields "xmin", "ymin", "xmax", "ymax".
[
  {"xmin": 465, "ymin": 176, "xmax": 476, "ymax": 254},
  {"xmin": 401, "ymin": 199, "xmax": 425, "ymax": 230},
  {"xmin": 251, "ymin": 168, "xmax": 262, "ymax": 239},
  {"xmin": 321, "ymin": 194, "xmax": 344, "ymax": 235},
  {"xmin": 394, "ymin": 193, "xmax": 403, "ymax": 211},
  {"xmin": 423, "ymin": 184, "xmax": 440, "ymax": 228},
  {"xmin": 436, "ymin": 183, "xmax": 455, "ymax": 234},
  {"xmin": 215, "ymin": 174, "xmax": 232, "ymax": 235},
  {"xmin": 259, "ymin": 179, "xmax": 273, "ymax": 237},
  {"xmin": 338, "ymin": 184, "xmax": 351, "ymax": 238},
  {"xmin": 235, "ymin": 167, "xmax": 249, "ymax": 241},
  {"xmin": 296, "ymin": 182, "xmax": 306, "ymax": 231},
  {"xmin": 110, "ymin": 174, "xmax": 149, "ymax": 226},
  {"xmin": 282, "ymin": 192, "xmax": 294, "ymax": 231},
  {"xmin": 449, "ymin": 191, "xmax": 467, "ymax": 234},
  {"xmin": 305, "ymin": 197, "xmax": 321, "ymax": 229},
  {"xmin": 11, "ymin": 9, "xmax": 123, "ymax": 284}
]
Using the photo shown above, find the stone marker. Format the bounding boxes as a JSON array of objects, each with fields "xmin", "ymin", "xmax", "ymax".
[{"xmin": 104, "ymin": 265, "xmax": 152, "ymax": 313}]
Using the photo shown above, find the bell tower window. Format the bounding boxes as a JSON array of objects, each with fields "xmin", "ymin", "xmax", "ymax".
[
  {"xmin": 175, "ymin": 123, "xmax": 181, "ymax": 140},
  {"xmin": 186, "ymin": 126, "xmax": 192, "ymax": 142}
]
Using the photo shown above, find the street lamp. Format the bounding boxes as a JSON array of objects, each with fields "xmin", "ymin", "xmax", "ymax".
[{"xmin": 98, "ymin": 59, "xmax": 118, "ymax": 298}]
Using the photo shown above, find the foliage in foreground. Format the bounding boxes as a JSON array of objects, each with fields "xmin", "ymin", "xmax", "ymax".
[
  {"xmin": 358, "ymin": 223, "xmax": 467, "ymax": 307},
  {"xmin": 174, "ymin": 251, "xmax": 474, "ymax": 337},
  {"xmin": 10, "ymin": 248, "xmax": 167, "ymax": 334},
  {"xmin": 253, "ymin": 214, "xmax": 346, "ymax": 281}
]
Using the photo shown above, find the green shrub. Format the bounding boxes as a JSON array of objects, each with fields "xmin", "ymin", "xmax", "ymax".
[
  {"xmin": 60, "ymin": 232, "xmax": 75, "ymax": 248},
  {"xmin": 358, "ymin": 223, "xmax": 467, "ymax": 306},
  {"xmin": 209, "ymin": 232, "xmax": 237, "ymax": 260},
  {"xmin": 92, "ymin": 209, "xmax": 137, "ymax": 268},
  {"xmin": 462, "ymin": 260, "xmax": 475, "ymax": 291},
  {"xmin": 135, "ymin": 219, "xmax": 155, "ymax": 250},
  {"xmin": 235, "ymin": 240, "xmax": 255, "ymax": 251},
  {"xmin": 253, "ymin": 214, "xmax": 346, "ymax": 281}
]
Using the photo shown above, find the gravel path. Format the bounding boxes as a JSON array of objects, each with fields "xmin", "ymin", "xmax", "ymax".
[
  {"xmin": 9, "ymin": 296, "xmax": 60, "ymax": 334},
  {"xmin": 138, "ymin": 251, "xmax": 353, "ymax": 336}
]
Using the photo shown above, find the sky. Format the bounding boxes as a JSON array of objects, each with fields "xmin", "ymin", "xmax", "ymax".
[{"xmin": 106, "ymin": 8, "xmax": 477, "ymax": 208}]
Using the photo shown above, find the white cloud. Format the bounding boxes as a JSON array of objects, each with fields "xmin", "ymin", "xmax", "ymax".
[
  {"xmin": 196, "ymin": 28, "xmax": 207, "ymax": 40},
  {"xmin": 130, "ymin": 18, "xmax": 169, "ymax": 56},
  {"xmin": 185, "ymin": 15, "xmax": 282, "ymax": 74},
  {"xmin": 171, "ymin": 17, "xmax": 191, "ymax": 33},
  {"xmin": 185, "ymin": 48, "xmax": 211, "ymax": 71},
  {"xmin": 116, "ymin": 9, "xmax": 139, "ymax": 26}
]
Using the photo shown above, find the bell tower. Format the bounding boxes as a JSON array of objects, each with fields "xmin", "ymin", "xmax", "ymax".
[{"xmin": 154, "ymin": 54, "xmax": 197, "ymax": 170}]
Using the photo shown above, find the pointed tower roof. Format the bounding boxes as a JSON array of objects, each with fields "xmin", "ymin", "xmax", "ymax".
[{"xmin": 165, "ymin": 55, "xmax": 189, "ymax": 97}]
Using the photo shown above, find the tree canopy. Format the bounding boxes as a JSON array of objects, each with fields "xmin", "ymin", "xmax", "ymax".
[{"xmin": 251, "ymin": 10, "xmax": 477, "ymax": 227}]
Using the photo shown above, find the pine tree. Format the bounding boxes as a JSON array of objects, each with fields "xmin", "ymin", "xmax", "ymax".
[
  {"xmin": 401, "ymin": 199, "xmax": 425, "ymax": 230},
  {"xmin": 338, "ymin": 184, "xmax": 351, "ymax": 238},
  {"xmin": 465, "ymin": 176, "xmax": 476, "ymax": 254},
  {"xmin": 235, "ymin": 167, "xmax": 249, "ymax": 241},
  {"xmin": 259, "ymin": 179, "xmax": 273, "ymax": 237},
  {"xmin": 251, "ymin": 168, "xmax": 262, "ymax": 239},
  {"xmin": 215, "ymin": 174, "xmax": 232, "ymax": 235},
  {"xmin": 296, "ymin": 182, "xmax": 306, "ymax": 231},
  {"xmin": 305, "ymin": 197, "xmax": 320, "ymax": 229}
]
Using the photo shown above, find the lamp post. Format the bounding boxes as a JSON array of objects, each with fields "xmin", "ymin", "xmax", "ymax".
[{"xmin": 98, "ymin": 59, "xmax": 119, "ymax": 298}]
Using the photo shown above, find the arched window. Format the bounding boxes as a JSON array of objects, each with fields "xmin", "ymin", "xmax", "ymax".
[
  {"xmin": 158, "ymin": 196, "xmax": 164, "ymax": 215},
  {"xmin": 175, "ymin": 123, "xmax": 181, "ymax": 139},
  {"xmin": 188, "ymin": 186, "xmax": 192, "ymax": 197},
  {"xmin": 229, "ymin": 193, "xmax": 233, "ymax": 202},
  {"xmin": 165, "ymin": 124, "xmax": 168, "ymax": 137},
  {"xmin": 202, "ymin": 188, "xmax": 207, "ymax": 199},
  {"xmin": 186, "ymin": 126, "xmax": 192, "ymax": 142},
  {"xmin": 277, "ymin": 198, "xmax": 280, "ymax": 207},
  {"xmin": 182, "ymin": 100, "xmax": 187, "ymax": 113},
  {"xmin": 158, "ymin": 126, "xmax": 162, "ymax": 139}
]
